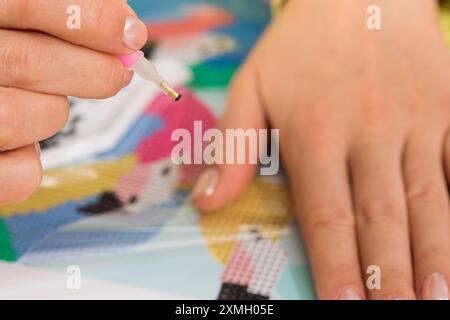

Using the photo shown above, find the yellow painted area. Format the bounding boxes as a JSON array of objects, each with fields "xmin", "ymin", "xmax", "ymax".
[
  {"xmin": 271, "ymin": 0, "xmax": 288, "ymax": 15},
  {"xmin": 0, "ymin": 155, "xmax": 137, "ymax": 217},
  {"xmin": 441, "ymin": 1, "xmax": 450, "ymax": 45},
  {"xmin": 200, "ymin": 178, "xmax": 294, "ymax": 264}
]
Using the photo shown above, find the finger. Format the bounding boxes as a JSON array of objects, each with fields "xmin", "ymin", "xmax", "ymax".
[
  {"xmin": 0, "ymin": 143, "xmax": 42, "ymax": 204},
  {"xmin": 0, "ymin": 87, "xmax": 69, "ymax": 151},
  {"xmin": 0, "ymin": 30, "xmax": 132, "ymax": 98},
  {"xmin": 192, "ymin": 66, "xmax": 267, "ymax": 212},
  {"xmin": 405, "ymin": 131, "xmax": 450, "ymax": 300},
  {"xmin": 0, "ymin": 0, "xmax": 147, "ymax": 54},
  {"xmin": 350, "ymin": 138, "xmax": 415, "ymax": 300},
  {"xmin": 290, "ymin": 135, "xmax": 365, "ymax": 300}
]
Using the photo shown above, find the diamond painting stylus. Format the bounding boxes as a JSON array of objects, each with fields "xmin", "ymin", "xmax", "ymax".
[{"xmin": 119, "ymin": 51, "xmax": 182, "ymax": 101}]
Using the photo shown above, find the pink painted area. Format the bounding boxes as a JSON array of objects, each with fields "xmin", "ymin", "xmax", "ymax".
[
  {"xmin": 118, "ymin": 51, "xmax": 143, "ymax": 68},
  {"xmin": 222, "ymin": 243, "xmax": 254, "ymax": 286},
  {"xmin": 115, "ymin": 162, "xmax": 152, "ymax": 204},
  {"xmin": 112, "ymin": 87, "xmax": 215, "ymax": 203},
  {"xmin": 136, "ymin": 88, "xmax": 216, "ymax": 164}
]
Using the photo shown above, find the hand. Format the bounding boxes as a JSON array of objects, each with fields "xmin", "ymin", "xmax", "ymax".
[
  {"xmin": 0, "ymin": 0, "xmax": 147, "ymax": 203},
  {"xmin": 193, "ymin": 0, "xmax": 450, "ymax": 300}
]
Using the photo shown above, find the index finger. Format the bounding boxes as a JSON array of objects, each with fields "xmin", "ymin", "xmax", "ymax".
[{"xmin": 0, "ymin": 0, "xmax": 148, "ymax": 54}]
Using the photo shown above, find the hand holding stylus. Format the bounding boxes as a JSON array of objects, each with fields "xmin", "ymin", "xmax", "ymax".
[{"xmin": 0, "ymin": 0, "xmax": 148, "ymax": 203}]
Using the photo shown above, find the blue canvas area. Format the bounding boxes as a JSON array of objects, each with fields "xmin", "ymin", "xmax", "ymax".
[
  {"xmin": 129, "ymin": 0, "xmax": 271, "ymax": 25},
  {"xmin": 96, "ymin": 115, "xmax": 163, "ymax": 160},
  {"xmin": 27, "ymin": 229, "xmax": 152, "ymax": 253},
  {"xmin": 5, "ymin": 196, "xmax": 98, "ymax": 257},
  {"xmin": 275, "ymin": 265, "xmax": 316, "ymax": 300},
  {"xmin": 151, "ymin": 190, "xmax": 189, "ymax": 210},
  {"xmin": 28, "ymin": 190, "xmax": 190, "ymax": 252}
]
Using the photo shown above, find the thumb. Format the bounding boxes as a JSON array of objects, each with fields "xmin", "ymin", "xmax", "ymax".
[{"xmin": 192, "ymin": 65, "xmax": 267, "ymax": 212}]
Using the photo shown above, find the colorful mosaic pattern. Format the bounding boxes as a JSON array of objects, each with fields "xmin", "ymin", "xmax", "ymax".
[{"xmin": 2, "ymin": 0, "xmax": 449, "ymax": 299}]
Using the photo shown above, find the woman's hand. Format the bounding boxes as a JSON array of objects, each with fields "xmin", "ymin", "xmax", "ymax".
[
  {"xmin": 0, "ymin": 0, "xmax": 147, "ymax": 203},
  {"xmin": 193, "ymin": 0, "xmax": 450, "ymax": 299}
]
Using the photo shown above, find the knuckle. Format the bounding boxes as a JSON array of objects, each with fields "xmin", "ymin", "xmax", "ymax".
[
  {"xmin": 407, "ymin": 180, "xmax": 446, "ymax": 205},
  {"xmin": 361, "ymin": 88, "xmax": 392, "ymax": 117},
  {"xmin": 358, "ymin": 89, "xmax": 400, "ymax": 134},
  {"xmin": 289, "ymin": 105, "xmax": 339, "ymax": 152},
  {"xmin": 0, "ymin": 38, "xmax": 40, "ymax": 86},
  {"xmin": 0, "ymin": 44, "xmax": 21, "ymax": 81},
  {"xmin": 320, "ymin": 263, "xmax": 358, "ymax": 280},
  {"xmin": 301, "ymin": 205, "xmax": 355, "ymax": 233},
  {"xmin": 415, "ymin": 246, "xmax": 450, "ymax": 266},
  {"xmin": 300, "ymin": 122, "xmax": 330, "ymax": 146},
  {"xmin": 290, "ymin": 123, "xmax": 336, "ymax": 157},
  {"xmin": 358, "ymin": 199, "xmax": 406, "ymax": 226},
  {"xmin": 94, "ymin": 60, "xmax": 124, "ymax": 98}
]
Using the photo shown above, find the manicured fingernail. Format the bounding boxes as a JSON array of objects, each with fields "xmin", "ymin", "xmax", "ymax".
[
  {"xmin": 338, "ymin": 288, "xmax": 362, "ymax": 300},
  {"xmin": 192, "ymin": 169, "xmax": 219, "ymax": 199},
  {"xmin": 422, "ymin": 273, "xmax": 449, "ymax": 300},
  {"xmin": 123, "ymin": 16, "xmax": 148, "ymax": 50}
]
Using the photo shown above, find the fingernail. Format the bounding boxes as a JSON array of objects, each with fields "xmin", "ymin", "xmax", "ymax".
[
  {"xmin": 35, "ymin": 143, "xmax": 41, "ymax": 157},
  {"xmin": 123, "ymin": 16, "xmax": 148, "ymax": 50},
  {"xmin": 338, "ymin": 288, "xmax": 362, "ymax": 300},
  {"xmin": 192, "ymin": 169, "xmax": 219, "ymax": 199},
  {"xmin": 122, "ymin": 70, "xmax": 133, "ymax": 87},
  {"xmin": 422, "ymin": 272, "xmax": 449, "ymax": 300}
]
